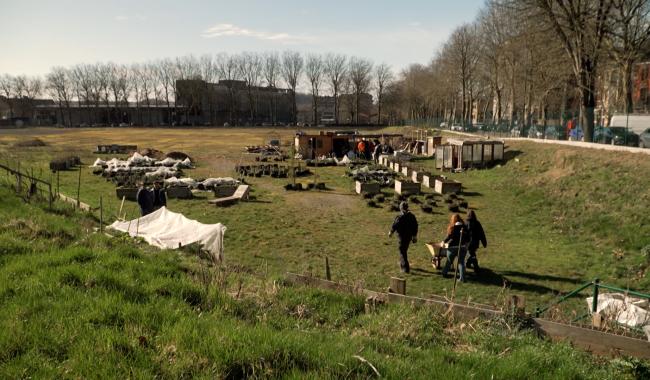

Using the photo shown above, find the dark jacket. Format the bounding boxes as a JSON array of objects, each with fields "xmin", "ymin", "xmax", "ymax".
[
  {"xmin": 444, "ymin": 222, "xmax": 469, "ymax": 247},
  {"xmin": 153, "ymin": 188, "xmax": 167, "ymax": 209},
  {"xmin": 137, "ymin": 188, "xmax": 153, "ymax": 216},
  {"xmin": 391, "ymin": 211, "xmax": 418, "ymax": 240},
  {"xmin": 466, "ymin": 219, "xmax": 487, "ymax": 251}
]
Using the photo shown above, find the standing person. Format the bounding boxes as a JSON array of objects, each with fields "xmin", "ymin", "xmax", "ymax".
[
  {"xmin": 388, "ymin": 202, "xmax": 418, "ymax": 273},
  {"xmin": 152, "ymin": 181, "xmax": 167, "ymax": 211},
  {"xmin": 372, "ymin": 140, "xmax": 382, "ymax": 163},
  {"xmin": 441, "ymin": 214, "xmax": 469, "ymax": 282},
  {"xmin": 465, "ymin": 210, "xmax": 487, "ymax": 271},
  {"xmin": 136, "ymin": 182, "xmax": 153, "ymax": 216},
  {"xmin": 357, "ymin": 139, "xmax": 366, "ymax": 159}
]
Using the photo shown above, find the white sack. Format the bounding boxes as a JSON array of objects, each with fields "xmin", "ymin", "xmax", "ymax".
[
  {"xmin": 586, "ymin": 293, "xmax": 650, "ymax": 334},
  {"xmin": 109, "ymin": 207, "xmax": 226, "ymax": 261}
]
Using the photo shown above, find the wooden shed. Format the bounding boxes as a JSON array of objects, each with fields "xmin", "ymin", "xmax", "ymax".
[{"xmin": 435, "ymin": 139, "xmax": 504, "ymax": 171}]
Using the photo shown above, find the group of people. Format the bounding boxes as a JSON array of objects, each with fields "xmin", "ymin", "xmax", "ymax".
[
  {"xmin": 136, "ymin": 181, "xmax": 167, "ymax": 216},
  {"xmin": 354, "ymin": 139, "xmax": 395, "ymax": 162},
  {"xmin": 389, "ymin": 202, "xmax": 487, "ymax": 282}
]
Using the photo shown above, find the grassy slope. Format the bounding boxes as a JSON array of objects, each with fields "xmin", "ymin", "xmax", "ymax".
[
  {"xmin": 0, "ymin": 186, "xmax": 644, "ymax": 379},
  {"xmin": 0, "ymin": 128, "xmax": 648, "ymax": 317}
]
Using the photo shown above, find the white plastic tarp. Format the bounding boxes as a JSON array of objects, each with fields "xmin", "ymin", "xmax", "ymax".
[
  {"xmin": 586, "ymin": 293, "xmax": 650, "ymax": 340},
  {"xmin": 109, "ymin": 207, "xmax": 226, "ymax": 261}
]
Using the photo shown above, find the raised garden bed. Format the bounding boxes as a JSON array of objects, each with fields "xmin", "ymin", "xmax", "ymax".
[
  {"xmin": 116, "ymin": 186, "xmax": 138, "ymax": 201},
  {"xmin": 166, "ymin": 186, "xmax": 193, "ymax": 199},
  {"xmin": 355, "ymin": 181, "xmax": 381, "ymax": 195},
  {"xmin": 434, "ymin": 178, "xmax": 462, "ymax": 194},
  {"xmin": 394, "ymin": 180, "xmax": 421, "ymax": 195}
]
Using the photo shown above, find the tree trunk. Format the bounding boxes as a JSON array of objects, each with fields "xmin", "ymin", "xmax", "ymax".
[
  {"xmin": 624, "ymin": 60, "xmax": 634, "ymax": 114},
  {"xmin": 377, "ymin": 95, "xmax": 382, "ymax": 126},
  {"xmin": 580, "ymin": 66, "xmax": 596, "ymax": 142},
  {"xmin": 333, "ymin": 88, "xmax": 339, "ymax": 125}
]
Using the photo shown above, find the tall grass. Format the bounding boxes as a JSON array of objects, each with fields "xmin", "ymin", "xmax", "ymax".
[{"xmin": 0, "ymin": 185, "xmax": 644, "ymax": 378}]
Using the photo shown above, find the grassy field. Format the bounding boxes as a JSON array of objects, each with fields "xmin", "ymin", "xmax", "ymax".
[
  {"xmin": 0, "ymin": 126, "xmax": 648, "ymax": 320},
  {"xmin": 0, "ymin": 185, "xmax": 646, "ymax": 378}
]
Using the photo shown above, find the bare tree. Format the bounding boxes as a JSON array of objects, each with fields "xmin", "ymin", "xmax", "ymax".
[
  {"xmin": 263, "ymin": 52, "xmax": 281, "ymax": 124},
  {"xmin": 348, "ymin": 57, "xmax": 373, "ymax": 124},
  {"xmin": 46, "ymin": 67, "xmax": 73, "ymax": 126},
  {"xmin": 305, "ymin": 54, "xmax": 324, "ymax": 125},
  {"xmin": 528, "ymin": 0, "xmax": 614, "ymax": 142},
  {"xmin": 71, "ymin": 64, "xmax": 95, "ymax": 124},
  {"xmin": 239, "ymin": 52, "xmax": 263, "ymax": 124},
  {"xmin": 609, "ymin": 0, "xmax": 650, "ymax": 114},
  {"xmin": 200, "ymin": 54, "xmax": 218, "ymax": 125},
  {"xmin": 129, "ymin": 64, "xmax": 144, "ymax": 125},
  {"xmin": 324, "ymin": 53, "xmax": 347, "ymax": 124},
  {"xmin": 374, "ymin": 63, "xmax": 393, "ymax": 125},
  {"xmin": 157, "ymin": 58, "xmax": 177, "ymax": 125},
  {"xmin": 216, "ymin": 53, "xmax": 241, "ymax": 124},
  {"xmin": 281, "ymin": 51, "xmax": 303, "ymax": 124},
  {"xmin": 108, "ymin": 63, "xmax": 129, "ymax": 124},
  {"xmin": 0, "ymin": 74, "xmax": 15, "ymax": 118},
  {"xmin": 442, "ymin": 24, "xmax": 481, "ymax": 127}
]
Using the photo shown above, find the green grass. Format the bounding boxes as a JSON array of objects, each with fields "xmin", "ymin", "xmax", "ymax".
[
  {"xmin": 0, "ymin": 185, "xmax": 645, "ymax": 378},
  {"xmin": 0, "ymin": 127, "xmax": 649, "ymax": 320}
]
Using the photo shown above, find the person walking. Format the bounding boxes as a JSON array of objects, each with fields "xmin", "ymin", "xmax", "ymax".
[
  {"xmin": 388, "ymin": 202, "xmax": 418, "ymax": 273},
  {"xmin": 152, "ymin": 181, "xmax": 167, "ymax": 211},
  {"xmin": 136, "ymin": 182, "xmax": 153, "ymax": 216},
  {"xmin": 441, "ymin": 214, "xmax": 469, "ymax": 282},
  {"xmin": 465, "ymin": 210, "xmax": 487, "ymax": 271},
  {"xmin": 372, "ymin": 140, "xmax": 383, "ymax": 163}
]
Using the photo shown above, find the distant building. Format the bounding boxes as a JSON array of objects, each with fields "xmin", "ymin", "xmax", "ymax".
[
  {"xmin": 175, "ymin": 79, "xmax": 293, "ymax": 125},
  {"xmin": 296, "ymin": 93, "xmax": 374, "ymax": 125}
]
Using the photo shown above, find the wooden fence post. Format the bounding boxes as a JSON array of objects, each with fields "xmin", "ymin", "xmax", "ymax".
[
  {"xmin": 325, "ymin": 256, "xmax": 331, "ymax": 281},
  {"xmin": 76, "ymin": 167, "xmax": 82, "ymax": 208},
  {"xmin": 390, "ymin": 277, "xmax": 406, "ymax": 295},
  {"xmin": 99, "ymin": 196, "xmax": 103, "ymax": 233}
]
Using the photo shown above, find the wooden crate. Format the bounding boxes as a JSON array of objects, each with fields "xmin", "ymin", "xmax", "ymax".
[
  {"xmin": 213, "ymin": 185, "xmax": 238, "ymax": 197},
  {"xmin": 394, "ymin": 180, "xmax": 420, "ymax": 195},
  {"xmin": 434, "ymin": 178, "xmax": 462, "ymax": 194},
  {"xmin": 166, "ymin": 186, "xmax": 193, "ymax": 199},
  {"xmin": 355, "ymin": 181, "xmax": 380, "ymax": 195}
]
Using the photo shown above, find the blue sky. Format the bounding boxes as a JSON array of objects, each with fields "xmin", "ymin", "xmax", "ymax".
[{"xmin": 0, "ymin": 0, "xmax": 484, "ymax": 77}]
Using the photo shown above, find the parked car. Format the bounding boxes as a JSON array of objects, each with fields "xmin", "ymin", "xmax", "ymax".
[
  {"xmin": 610, "ymin": 127, "xmax": 639, "ymax": 146},
  {"xmin": 639, "ymin": 128, "xmax": 650, "ymax": 148},
  {"xmin": 527, "ymin": 126, "xmax": 543, "ymax": 139},
  {"xmin": 450, "ymin": 124, "xmax": 464, "ymax": 131},
  {"xmin": 595, "ymin": 127, "xmax": 638, "ymax": 146},
  {"xmin": 439, "ymin": 122, "xmax": 448, "ymax": 128}
]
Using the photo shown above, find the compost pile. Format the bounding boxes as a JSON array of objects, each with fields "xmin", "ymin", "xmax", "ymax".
[
  {"xmin": 347, "ymin": 165, "xmax": 397, "ymax": 186},
  {"xmin": 164, "ymin": 176, "xmax": 240, "ymax": 190},
  {"xmin": 91, "ymin": 152, "xmax": 194, "ymax": 186}
]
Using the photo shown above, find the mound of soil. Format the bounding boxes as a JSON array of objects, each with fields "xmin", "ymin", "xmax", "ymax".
[
  {"xmin": 13, "ymin": 138, "xmax": 47, "ymax": 148},
  {"xmin": 166, "ymin": 151, "xmax": 193, "ymax": 161}
]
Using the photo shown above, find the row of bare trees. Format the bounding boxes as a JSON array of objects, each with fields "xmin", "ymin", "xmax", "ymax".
[
  {"xmin": 0, "ymin": 52, "xmax": 395, "ymax": 126},
  {"xmin": 386, "ymin": 0, "xmax": 650, "ymax": 141}
]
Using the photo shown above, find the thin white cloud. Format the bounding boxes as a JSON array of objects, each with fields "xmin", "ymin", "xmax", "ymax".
[
  {"xmin": 115, "ymin": 15, "xmax": 147, "ymax": 22},
  {"xmin": 201, "ymin": 23, "xmax": 310, "ymax": 44},
  {"xmin": 409, "ymin": 21, "xmax": 422, "ymax": 27}
]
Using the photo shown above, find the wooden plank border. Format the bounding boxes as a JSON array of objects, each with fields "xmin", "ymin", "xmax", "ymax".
[{"xmin": 285, "ymin": 273, "xmax": 650, "ymax": 360}]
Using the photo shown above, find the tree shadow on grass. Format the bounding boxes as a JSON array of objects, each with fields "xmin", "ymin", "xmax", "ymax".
[
  {"xmin": 467, "ymin": 268, "xmax": 562, "ymax": 295},
  {"xmin": 498, "ymin": 270, "xmax": 583, "ymax": 285},
  {"xmin": 461, "ymin": 191, "xmax": 482, "ymax": 197}
]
